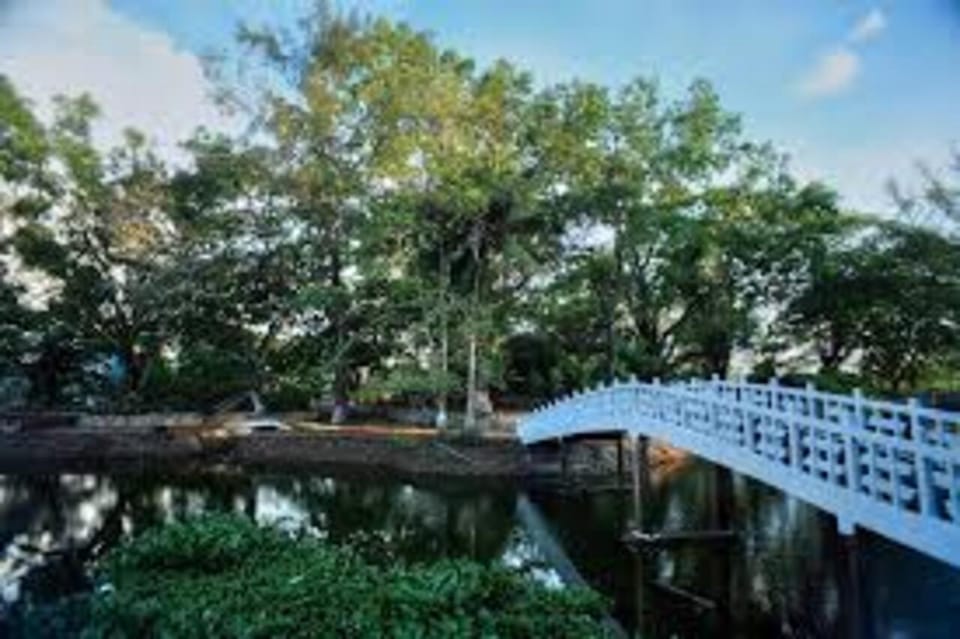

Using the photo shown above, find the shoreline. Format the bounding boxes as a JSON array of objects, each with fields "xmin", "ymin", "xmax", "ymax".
[
  {"xmin": 0, "ymin": 428, "xmax": 532, "ymax": 479},
  {"xmin": 0, "ymin": 426, "xmax": 680, "ymax": 482}
]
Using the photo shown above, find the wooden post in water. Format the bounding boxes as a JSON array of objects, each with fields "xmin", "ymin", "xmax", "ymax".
[{"xmin": 634, "ymin": 550, "xmax": 648, "ymax": 638}]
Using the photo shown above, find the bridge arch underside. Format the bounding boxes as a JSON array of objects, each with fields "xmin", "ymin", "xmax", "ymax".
[{"xmin": 522, "ymin": 407, "xmax": 960, "ymax": 570}]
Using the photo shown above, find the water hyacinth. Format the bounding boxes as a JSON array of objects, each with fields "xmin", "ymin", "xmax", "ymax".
[{"xmin": 17, "ymin": 515, "xmax": 613, "ymax": 638}]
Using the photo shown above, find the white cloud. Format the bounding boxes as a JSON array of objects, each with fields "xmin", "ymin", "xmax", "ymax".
[
  {"xmin": 0, "ymin": 0, "xmax": 232, "ymax": 161},
  {"xmin": 794, "ymin": 8, "xmax": 887, "ymax": 100},
  {"xmin": 848, "ymin": 7, "xmax": 888, "ymax": 44},
  {"xmin": 797, "ymin": 47, "xmax": 860, "ymax": 98}
]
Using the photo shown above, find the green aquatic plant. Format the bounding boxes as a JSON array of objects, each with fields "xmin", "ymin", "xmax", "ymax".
[{"xmin": 18, "ymin": 514, "xmax": 612, "ymax": 638}]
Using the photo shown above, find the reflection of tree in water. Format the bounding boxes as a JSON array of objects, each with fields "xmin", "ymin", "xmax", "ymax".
[
  {"xmin": 731, "ymin": 474, "xmax": 846, "ymax": 638},
  {"xmin": 2, "ymin": 474, "xmax": 120, "ymax": 609},
  {"xmin": 1, "ymin": 475, "xmax": 116, "ymax": 553},
  {"xmin": 525, "ymin": 484, "xmax": 635, "ymax": 627},
  {"xmin": 656, "ymin": 465, "xmax": 847, "ymax": 638},
  {"xmin": 528, "ymin": 460, "xmax": 847, "ymax": 638},
  {"xmin": 1, "ymin": 470, "xmax": 519, "ymax": 615},
  {"xmin": 249, "ymin": 474, "xmax": 519, "ymax": 565},
  {"xmin": 636, "ymin": 461, "xmax": 854, "ymax": 637}
]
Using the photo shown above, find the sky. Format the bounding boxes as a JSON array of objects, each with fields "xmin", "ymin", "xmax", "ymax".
[{"xmin": 1, "ymin": 0, "xmax": 958, "ymax": 213}]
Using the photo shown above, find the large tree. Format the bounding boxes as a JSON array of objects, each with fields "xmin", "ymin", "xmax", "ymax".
[
  {"xmin": 1, "ymin": 76, "xmax": 53, "ymax": 392},
  {"xmin": 10, "ymin": 94, "xmax": 178, "ymax": 406},
  {"xmin": 532, "ymin": 78, "xmax": 794, "ymax": 381},
  {"xmin": 227, "ymin": 8, "xmax": 560, "ymax": 428}
]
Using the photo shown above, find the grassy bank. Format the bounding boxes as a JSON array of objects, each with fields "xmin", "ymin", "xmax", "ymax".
[{"xmin": 16, "ymin": 515, "xmax": 612, "ymax": 638}]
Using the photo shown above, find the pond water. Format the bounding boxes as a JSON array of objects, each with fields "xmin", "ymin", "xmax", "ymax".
[{"xmin": 1, "ymin": 459, "xmax": 959, "ymax": 638}]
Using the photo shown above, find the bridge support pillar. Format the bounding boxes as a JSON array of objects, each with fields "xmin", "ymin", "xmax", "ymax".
[
  {"xmin": 559, "ymin": 437, "xmax": 569, "ymax": 482},
  {"xmin": 836, "ymin": 513, "xmax": 855, "ymax": 536},
  {"xmin": 710, "ymin": 465, "xmax": 735, "ymax": 530},
  {"xmin": 631, "ymin": 435, "xmax": 650, "ymax": 531},
  {"xmin": 616, "ymin": 435, "xmax": 625, "ymax": 487},
  {"xmin": 837, "ymin": 531, "xmax": 864, "ymax": 638}
]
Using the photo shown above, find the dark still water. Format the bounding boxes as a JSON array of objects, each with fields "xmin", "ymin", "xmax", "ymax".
[{"xmin": 2, "ymin": 461, "xmax": 959, "ymax": 638}]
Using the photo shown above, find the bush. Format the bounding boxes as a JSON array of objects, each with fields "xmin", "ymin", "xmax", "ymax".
[{"xmin": 18, "ymin": 515, "xmax": 612, "ymax": 638}]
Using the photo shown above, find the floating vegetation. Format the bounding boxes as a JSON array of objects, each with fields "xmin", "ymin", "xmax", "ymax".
[{"xmin": 15, "ymin": 514, "xmax": 612, "ymax": 638}]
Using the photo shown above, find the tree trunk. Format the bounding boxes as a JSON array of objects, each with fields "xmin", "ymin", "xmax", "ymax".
[
  {"xmin": 435, "ymin": 319, "xmax": 449, "ymax": 429},
  {"xmin": 435, "ymin": 253, "xmax": 450, "ymax": 429},
  {"xmin": 604, "ymin": 289, "xmax": 618, "ymax": 384},
  {"xmin": 464, "ymin": 225, "xmax": 483, "ymax": 434},
  {"xmin": 121, "ymin": 342, "xmax": 146, "ymax": 396},
  {"xmin": 708, "ymin": 344, "xmax": 731, "ymax": 379},
  {"xmin": 330, "ymin": 237, "xmax": 349, "ymax": 425},
  {"xmin": 465, "ymin": 329, "xmax": 478, "ymax": 432},
  {"xmin": 331, "ymin": 372, "xmax": 349, "ymax": 424}
]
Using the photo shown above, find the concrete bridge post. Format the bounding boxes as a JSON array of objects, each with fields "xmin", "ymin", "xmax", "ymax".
[
  {"xmin": 838, "ymin": 531, "xmax": 865, "ymax": 638},
  {"xmin": 557, "ymin": 436, "xmax": 569, "ymax": 483},
  {"xmin": 710, "ymin": 465, "xmax": 735, "ymax": 531},
  {"xmin": 616, "ymin": 435, "xmax": 625, "ymax": 487},
  {"xmin": 631, "ymin": 434, "xmax": 650, "ymax": 531}
]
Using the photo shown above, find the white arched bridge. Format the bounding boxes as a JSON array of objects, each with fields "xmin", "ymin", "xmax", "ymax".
[{"xmin": 518, "ymin": 377, "xmax": 960, "ymax": 568}]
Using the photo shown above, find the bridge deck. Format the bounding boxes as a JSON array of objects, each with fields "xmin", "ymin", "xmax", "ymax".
[{"xmin": 519, "ymin": 378, "xmax": 960, "ymax": 569}]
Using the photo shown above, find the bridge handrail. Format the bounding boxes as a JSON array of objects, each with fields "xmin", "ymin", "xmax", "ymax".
[
  {"xmin": 525, "ymin": 378, "xmax": 960, "ymax": 449},
  {"xmin": 518, "ymin": 377, "xmax": 960, "ymax": 568}
]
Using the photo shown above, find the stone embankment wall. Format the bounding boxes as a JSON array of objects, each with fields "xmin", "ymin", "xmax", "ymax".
[
  {"xmin": 0, "ymin": 411, "xmax": 659, "ymax": 479},
  {"xmin": 1, "ymin": 408, "xmax": 520, "ymax": 432},
  {"xmin": 0, "ymin": 429, "xmax": 530, "ymax": 478}
]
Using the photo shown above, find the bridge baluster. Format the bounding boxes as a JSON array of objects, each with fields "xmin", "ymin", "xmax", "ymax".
[
  {"xmin": 709, "ymin": 374, "xmax": 720, "ymax": 440},
  {"xmin": 910, "ymin": 399, "xmax": 934, "ymax": 518},
  {"xmin": 788, "ymin": 388, "xmax": 802, "ymax": 471}
]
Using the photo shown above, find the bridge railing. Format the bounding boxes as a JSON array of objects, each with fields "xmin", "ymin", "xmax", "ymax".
[{"xmin": 519, "ymin": 377, "xmax": 960, "ymax": 567}]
